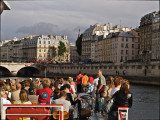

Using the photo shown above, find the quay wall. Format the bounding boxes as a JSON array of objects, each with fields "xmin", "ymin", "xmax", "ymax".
[{"xmin": 45, "ymin": 63, "xmax": 160, "ymax": 86}]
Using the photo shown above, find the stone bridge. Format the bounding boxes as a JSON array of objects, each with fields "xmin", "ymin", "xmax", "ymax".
[{"xmin": 0, "ymin": 63, "xmax": 42, "ymax": 76}]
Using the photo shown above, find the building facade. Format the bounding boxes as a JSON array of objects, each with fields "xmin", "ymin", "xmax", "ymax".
[
  {"xmin": 110, "ymin": 30, "xmax": 139, "ymax": 64},
  {"xmin": 0, "ymin": 34, "xmax": 70, "ymax": 63},
  {"xmin": 82, "ymin": 23, "xmax": 113, "ymax": 61},
  {"xmin": 152, "ymin": 11, "xmax": 160, "ymax": 59},
  {"xmin": 70, "ymin": 43, "xmax": 79, "ymax": 63},
  {"xmin": 139, "ymin": 11, "xmax": 160, "ymax": 61}
]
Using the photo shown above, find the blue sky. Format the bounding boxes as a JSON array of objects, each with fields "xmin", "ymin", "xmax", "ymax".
[{"xmin": 1, "ymin": 0, "xmax": 159, "ymax": 42}]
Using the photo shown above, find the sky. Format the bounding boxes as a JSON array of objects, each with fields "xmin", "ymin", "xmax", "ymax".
[{"xmin": 0, "ymin": 0, "xmax": 159, "ymax": 42}]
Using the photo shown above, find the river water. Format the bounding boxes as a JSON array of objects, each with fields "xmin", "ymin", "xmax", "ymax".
[{"xmin": 0, "ymin": 77, "xmax": 159, "ymax": 120}]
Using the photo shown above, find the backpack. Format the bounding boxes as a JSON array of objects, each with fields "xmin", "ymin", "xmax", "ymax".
[{"xmin": 102, "ymin": 97, "xmax": 114, "ymax": 113}]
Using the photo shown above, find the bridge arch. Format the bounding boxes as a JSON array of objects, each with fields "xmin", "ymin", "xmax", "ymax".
[
  {"xmin": 0, "ymin": 66, "xmax": 11, "ymax": 76},
  {"xmin": 17, "ymin": 66, "xmax": 40, "ymax": 77}
]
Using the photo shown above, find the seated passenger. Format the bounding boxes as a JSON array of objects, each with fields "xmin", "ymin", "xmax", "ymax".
[
  {"xmin": 0, "ymin": 89, "xmax": 11, "ymax": 104},
  {"xmin": 11, "ymin": 83, "xmax": 21, "ymax": 101},
  {"xmin": 36, "ymin": 78, "xmax": 52, "ymax": 104},
  {"xmin": 28, "ymin": 87, "xmax": 38, "ymax": 104},
  {"xmin": 14, "ymin": 90, "xmax": 32, "ymax": 104},
  {"xmin": 52, "ymin": 91, "xmax": 71, "ymax": 112},
  {"xmin": 53, "ymin": 88, "xmax": 60, "ymax": 100}
]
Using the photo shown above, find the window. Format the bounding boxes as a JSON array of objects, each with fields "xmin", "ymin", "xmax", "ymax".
[
  {"xmin": 132, "ymin": 50, "xmax": 134, "ymax": 55},
  {"xmin": 126, "ymin": 50, "xmax": 128, "ymax": 54},
  {"xmin": 121, "ymin": 50, "xmax": 123, "ymax": 54},
  {"xmin": 121, "ymin": 43, "xmax": 124, "ymax": 48},
  {"xmin": 126, "ymin": 44, "xmax": 128, "ymax": 48},
  {"xmin": 44, "ymin": 41, "xmax": 46, "ymax": 44},
  {"xmin": 122, "ymin": 37, "xmax": 124, "ymax": 41},
  {"xmin": 39, "ymin": 49, "xmax": 41, "ymax": 52},
  {"xmin": 126, "ymin": 38, "xmax": 128, "ymax": 42},
  {"xmin": 44, "ymin": 50, "xmax": 46, "ymax": 52},
  {"xmin": 39, "ymin": 41, "xmax": 41, "ymax": 44},
  {"xmin": 125, "ymin": 56, "xmax": 128, "ymax": 61},
  {"xmin": 132, "ymin": 44, "xmax": 134, "ymax": 48},
  {"xmin": 48, "ymin": 41, "xmax": 50, "ymax": 44},
  {"xmin": 121, "ymin": 56, "xmax": 123, "ymax": 61},
  {"xmin": 132, "ymin": 38, "xmax": 134, "ymax": 42},
  {"xmin": 132, "ymin": 56, "xmax": 134, "ymax": 60}
]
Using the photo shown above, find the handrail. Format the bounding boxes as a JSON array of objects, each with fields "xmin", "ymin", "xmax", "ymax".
[{"xmin": 1, "ymin": 104, "xmax": 64, "ymax": 120}]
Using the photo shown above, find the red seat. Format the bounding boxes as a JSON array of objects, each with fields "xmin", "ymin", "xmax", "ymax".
[{"xmin": 6, "ymin": 107, "xmax": 50, "ymax": 120}]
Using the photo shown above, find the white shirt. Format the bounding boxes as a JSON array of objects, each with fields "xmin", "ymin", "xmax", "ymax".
[
  {"xmin": 110, "ymin": 87, "xmax": 120, "ymax": 96},
  {"xmin": 53, "ymin": 98, "xmax": 71, "ymax": 112},
  {"xmin": 92, "ymin": 78, "xmax": 99, "ymax": 86},
  {"xmin": 1, "ymin": 97, "xmax": 11, "ymax": 104},
  {"xmin": 70, "ymin": 85, "xmax": 76, "ymax": 94}
]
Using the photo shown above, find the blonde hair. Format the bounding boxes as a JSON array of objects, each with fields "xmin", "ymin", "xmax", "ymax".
[
  {"xmin": 11, "ymin": 85, "xmax": 16, "ymax": 92},
  {"xmin": 106, "ymin": 76, "xmax": 115, "ymax": 89},
  {"xmin": 42, "ymin": 78, "xmax": 51, "ymax": 88},
  {"xmin": 5, "ymin": 84, "xmax": 11, "ymax": 92},
  {"xmin": 0, "ymin": 89, "xmax": 6, "ymax": 97}
]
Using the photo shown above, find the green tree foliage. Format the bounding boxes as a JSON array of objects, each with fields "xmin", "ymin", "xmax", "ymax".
[
  {"xmin": 58, "ymin": 41, "xmax": 66, "ymax": 56},
  {"xmin": 76, "ymin": 34, "xmax": 83, "ymax": 56}
]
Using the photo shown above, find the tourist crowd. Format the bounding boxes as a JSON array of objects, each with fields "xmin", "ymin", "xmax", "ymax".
[{"xmin": 0, "ymin": 69, "xmax": 133, "ymax": 120}]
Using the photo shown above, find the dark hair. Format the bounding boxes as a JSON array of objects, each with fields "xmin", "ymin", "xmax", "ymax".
[
  {"xmin": 63, "ymin": 84, "xmax": 70, "ymax": 89},
  {"xmin": 60, "ymin": 91, "xmax": 67, "ymax": 97},
  {"xmin": 79, "ymin": 71, "xmax": 82, "ymax": 74},
  {"xmin": 25, "ymin": 80, "xmax": 30, "ymax": 87},
  {"xmin": 54, "ymin": 88, "xmax": 60, "ymax": 95},
  {"xmin": 54, "ymin": 79, "xmax": 60, "ymax": 89},
  {"xmin": 60, "ymin": 85, "xmax": 67, "ymax": 91}
]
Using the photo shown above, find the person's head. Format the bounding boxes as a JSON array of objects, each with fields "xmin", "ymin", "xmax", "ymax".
[
  {"xmin": 19, "ymin": 90, "xmax": 29, "ymax": 103},
  {"xmin": 54, "ymin": 88, "xmax": 60, "ymax": 95},
  {"xmin": 28, "ymin": 87, "xmax": 35, "ymax": 95},
  {"xmin": 5, "ymin": 84, "xmax": 11, "ymax": 92},
  {"xmin": 0, "ymin": 89, "xmax": 7, "ymax": 98},
  {"xmin": 114, "ymin": 77, "xmax": 122, "ymax": 87},
  {"xmin": 25, "ymin": 80, "xmax": 30, "ymax": 87},
  {"xmin": 16, "ymin": 83, "xmax": 22, "ymax": 90},
  {"xmin": 97, "ymin": 69, "xmax": 102, "ymax": 77},
  {"xmin": 106, "ymin": 76, "xmax": 114, "ymax": 88},
  {"xmin": 79, "ymin": 71, "xmax": 82, "ymax": 75},
  {"xmin": 42, "ymin": 78, "xmax": 51, "ymax": 88},
  {"xmin": 68, "ymin": 77, "xmax": 73, "ymax": 83},
  {"xmin": 120, "ymin": 80, "xmax": 130, "ymax": 95},
  {"xmin": 60, "ymin": 90, "xmax": 67, "ymax": 99},
  {"xmin": 6, "ymin": 79, "xmax": 10, "ymax": 84},
  {"xmin": 54, "ymin": 79, "xmax": 60, "ymax": 89},
  {"xmin": 60, "ymin": 78, "xmax": 64, "ymax": 84},
  {"xmin": 11, "ymin": 80, "xmax": 16, "ymax": 85},
  {"xmin": 11, "ymin": 84, "xmax": 17, "ymax": 92}
]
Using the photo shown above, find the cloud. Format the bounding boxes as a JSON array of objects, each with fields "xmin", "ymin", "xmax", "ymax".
[
  {"xmin": 16, "ymin": 22, "xmax": 59, "ymax": 35},
  {"xmin": 1, "ymin": 0, "xmax": 159, "ymax": 42},
  {"xmin": 15, "ymin": 22, "xmax": 87, "ymax": 42}
]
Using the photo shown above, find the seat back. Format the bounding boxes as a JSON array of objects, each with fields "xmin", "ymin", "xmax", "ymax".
[{"xmin": 53, "ymin": 110, "xmax": 69, "ymax": 120}]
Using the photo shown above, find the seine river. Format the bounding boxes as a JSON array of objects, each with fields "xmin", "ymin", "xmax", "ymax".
[{"xmin": 0, "ymin": 77, "xmax": 159, "ymax": 120}]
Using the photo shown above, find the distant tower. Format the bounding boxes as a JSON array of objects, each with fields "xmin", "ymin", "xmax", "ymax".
[{"xmin": 78, "ymin": 29, "xmax": 81, "ymax": 38}]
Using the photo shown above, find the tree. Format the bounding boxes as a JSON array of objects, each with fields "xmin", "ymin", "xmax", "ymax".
[
  {"xmin": 58, "ymin": 41, "xmax": 66, "ymax": 56},
  {"xmin": 76, "ymin": 34, "xmax": 83, "ymax": 56}
]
